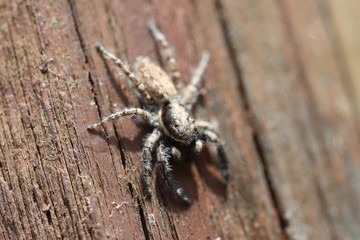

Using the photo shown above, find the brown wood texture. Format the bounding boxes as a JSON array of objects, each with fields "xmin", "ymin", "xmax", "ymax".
[{"xmin": 0, "ymin": 0, "xmax": 359, "ymax": 239}]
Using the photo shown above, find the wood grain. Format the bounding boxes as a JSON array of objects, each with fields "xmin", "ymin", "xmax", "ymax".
[{"xmin": 0, "ymin": 0, "xmax": 359, "ymax": 239}]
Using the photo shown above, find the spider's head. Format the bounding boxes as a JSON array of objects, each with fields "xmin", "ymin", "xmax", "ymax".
[{"xmin": 160, "ymin": 103, "xmax": 197, "ymax": 143}]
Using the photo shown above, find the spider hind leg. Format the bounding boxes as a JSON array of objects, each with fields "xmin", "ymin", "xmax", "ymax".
[
  {"xmin": 181, "ymin": 52, "xmax": 211, "ymax": 109},
  {"xmin": 95, "ymin": 43, "xmax": 152, "ymax": 102},
  {"xmin": 148, "ymin": 22, "xmax": 182, "ymax": 89}
]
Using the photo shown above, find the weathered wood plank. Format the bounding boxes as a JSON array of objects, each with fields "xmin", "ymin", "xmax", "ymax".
[
  {"xmin": 0, "ymin": 0, "xmax": 282, "ymax": 239},
  {"xmin": 279, "ymin": 1, "xmax": 360, "ymax": 238},
  {"xmin": 0, "ymin": 0, "xmax": 143, "ymax": 239},
  {"xmin": 219, "ymin": 0, "xmax": 360, "ymax": 239},
  {"xmin": 0, "ymin": 0, "xmax": 359, "ymax": 239}
]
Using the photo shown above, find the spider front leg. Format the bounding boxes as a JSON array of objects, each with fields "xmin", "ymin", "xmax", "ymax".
[
  {"xmin": 148, "ymin": 22, "xmax": 182, "ymax": 89},
  {"xmin": 141, "ymin": 129, "xmax": 162, "ymax": 198},
  {"xmin": 196, "ymin": 124, "xmax": 230, "ymax": 182},
  {"xmin": 157, "ymin": 143, "xmax": 192, "ymax": 204},
  {"xmin": 95, "ymin": 43, "xmax": 152, "ymax": 102},
  {"xmin": 181, "ymin": 52, "xmax": 211, "ymax": 109},
  {"xmin": 192, "ymin": 120, "xmax": 218, "ymax": 155},
  {"xmin": 87, "ymin": 108, "xmax": 153, "ymax": 130}
]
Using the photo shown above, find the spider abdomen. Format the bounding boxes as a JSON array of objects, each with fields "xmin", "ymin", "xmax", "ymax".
[{"xmin": 135, "ymin": 57, "xmax": 177, "ymax": 104}]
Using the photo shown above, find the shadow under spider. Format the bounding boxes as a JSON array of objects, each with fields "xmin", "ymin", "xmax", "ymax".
[
  {"xmin": 195, "ymin": 146, "xmax": 228, "ymax": 200},
  {"xmin": 154, "ymin": 147, "xmax": 228, "ymax": 212},
  {"xmin": 88, "ymin": 115, "xmax": 227, "ymax": 210}
]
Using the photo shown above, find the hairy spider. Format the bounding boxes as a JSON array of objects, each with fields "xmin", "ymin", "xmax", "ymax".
[{"xmin": 87, "ymin": 22, "xmax": 229, "ymax": 203}]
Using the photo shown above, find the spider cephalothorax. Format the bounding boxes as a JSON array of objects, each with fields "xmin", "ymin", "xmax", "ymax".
[
  {"xmin": 159, "ymin": 102, "xmax": 198, "ymax": 143},
  {"xmin": 87, "ymin": 22, "xmax": 229, "ymax": 203}
]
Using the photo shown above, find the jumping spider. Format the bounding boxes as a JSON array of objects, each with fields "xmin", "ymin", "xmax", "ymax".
[{"xmin": 87, "ymin": 22, "xmax": 229, "ymax": 203}]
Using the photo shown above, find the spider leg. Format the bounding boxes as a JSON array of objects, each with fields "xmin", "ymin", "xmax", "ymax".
[
  {"xmin": 148, "ymin": 22, "xmax": 182, "ymax": 89},
  {"xmin": 195, "ymin": 120, "xmax": 218, "ymax": 133},
  {"xmin": 197, "ymin": 127, "xmax": 230, "ymax": 182},
  {"xmin": 87, "ymin": 108, "xmax": 153, "ymax": 130},
  {"xmin": 95, "ymin": 43, "xmax": 152, "ymax": 102},
  {"xmin": 192, "ymin": 120, "xmax": 218, "ymax": 154},
  {"xmin": 157, "ymin": 143, "xmax": 192, "ymax": 203},
  {"xmin": 181, "ymin": 52, "xmax": 210, "ymax": 109},
  {"xmin": 192, "ymin": 140, "xmax": 204, "ymax": 155},
  {"xmin": 141, "ymin": 129, "xmax": 162, "ymax": 198},
  {"xmin": 171, "ymin": 146, "xmax": 182, "ymax": 162}
]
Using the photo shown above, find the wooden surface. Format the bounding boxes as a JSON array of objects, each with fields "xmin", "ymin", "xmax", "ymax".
[{"xmin": 0, "ymin": 0, "xmax": 359, "ymax": 239}]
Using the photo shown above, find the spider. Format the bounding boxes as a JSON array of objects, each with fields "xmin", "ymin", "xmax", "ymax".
[{"xmin": 87, "ymin": 22, "xmax": 229, "ymax": 203}]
